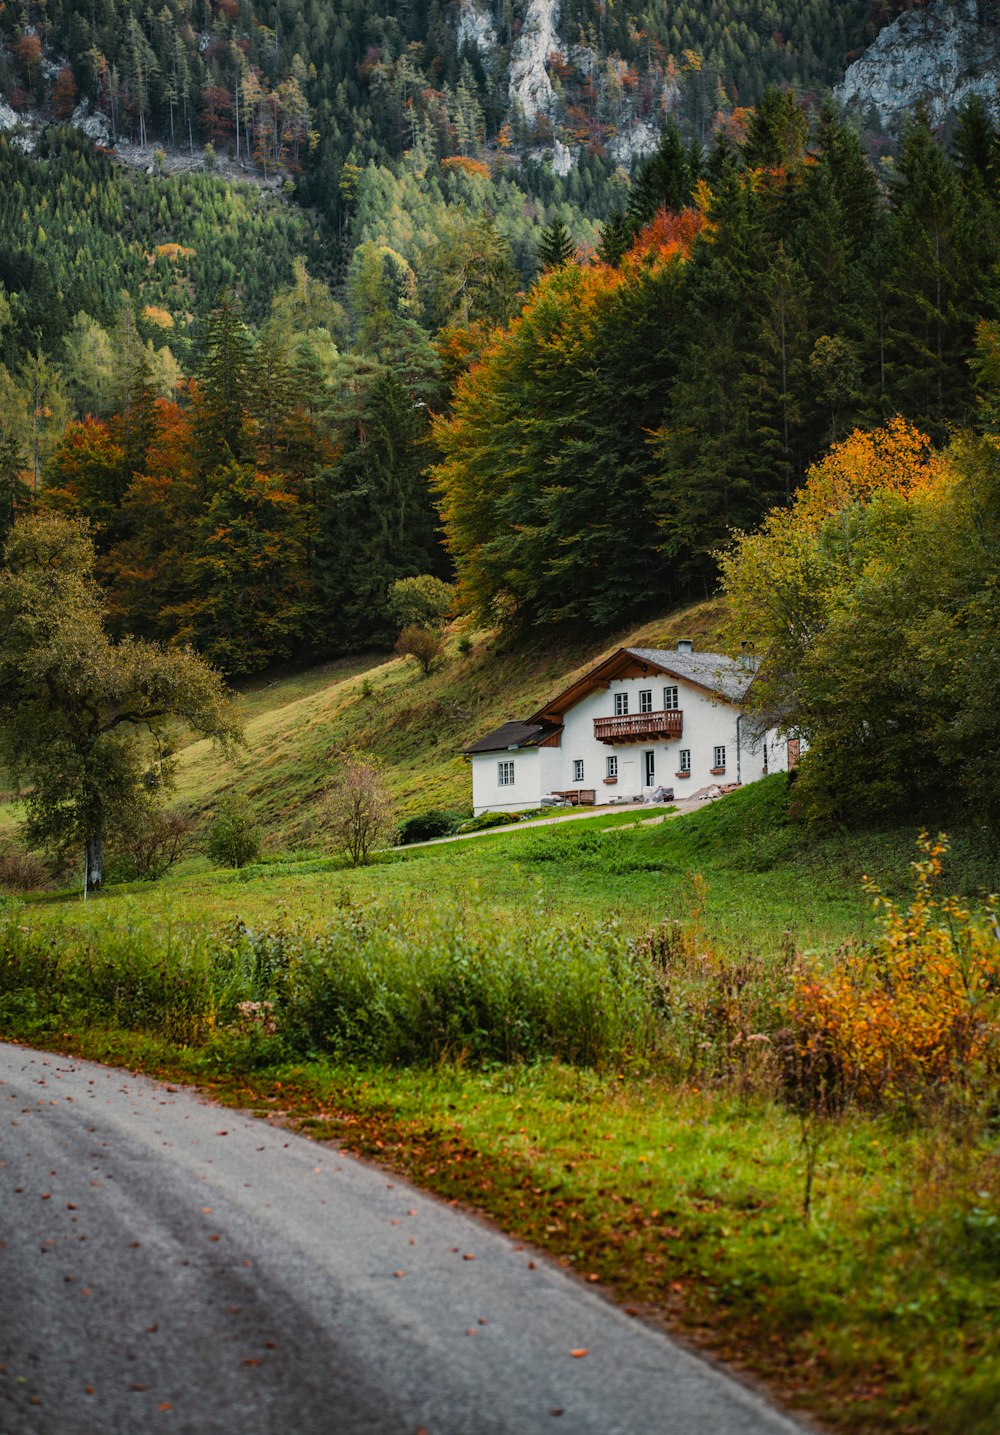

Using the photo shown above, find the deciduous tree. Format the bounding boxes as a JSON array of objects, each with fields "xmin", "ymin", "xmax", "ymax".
[{"xmin": 0, "ymin": 514, "xmax": 239, "ymax": 891}]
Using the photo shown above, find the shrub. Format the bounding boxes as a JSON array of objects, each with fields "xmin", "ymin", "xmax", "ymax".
[
  {"xmin": 206, "ymin": 796, "xmax": 262, "ymax": 869},
  {"xmin": 0, "ymin": 839, "xmax": 49, "ymax": 892},
  {"xmin": 387, "ymin": 574, "xmax": 454, "ymax": 629},
  {"xmin": 397, "ymin": 808, "xmax": 466, "ymax": 844},
  {"xmin": 106, "ymin": 804, "xmax": 193, "ymax": 882},
  {"xmin": 322, "ymin": 758, "xmax": 393, "ymax": 866},
  {"xmin": 789, "ymin": 834, "xmax": 1000, "ymax": 1110},
  {"xmin": 394, "ymin": 623, "xmax": 445, "ymax": 676}
]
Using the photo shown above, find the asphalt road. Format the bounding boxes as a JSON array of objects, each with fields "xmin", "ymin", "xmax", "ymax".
[{"xmin": 0, "ymin": 1042, "xmax": 808, "ymax": 1435}]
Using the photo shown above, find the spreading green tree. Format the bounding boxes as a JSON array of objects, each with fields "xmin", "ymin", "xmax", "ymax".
[{"xmin": 0, "ymin": 513, "xmax": 238, "ymax": 890}]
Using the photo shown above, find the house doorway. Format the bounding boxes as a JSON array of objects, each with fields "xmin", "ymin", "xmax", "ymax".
[{"xmin": 643, "ymin": 750, "xmax": 655, "ymax": 786}]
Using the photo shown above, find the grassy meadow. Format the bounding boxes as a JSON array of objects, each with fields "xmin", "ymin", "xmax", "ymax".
[{"xmin": 1, "ymin": 611, "xmax": 999, "ymax": 1435}]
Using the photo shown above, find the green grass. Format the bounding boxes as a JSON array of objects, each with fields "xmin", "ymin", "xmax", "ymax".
[{"xmin": 19, "ymin": 777, "xmax": 992, "ymax": 961}]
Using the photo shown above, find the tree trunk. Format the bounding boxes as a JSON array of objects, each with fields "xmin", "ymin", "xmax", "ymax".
[{"xmin": 85, "ymin": 832, "xmax": 103, "ymax": 894}]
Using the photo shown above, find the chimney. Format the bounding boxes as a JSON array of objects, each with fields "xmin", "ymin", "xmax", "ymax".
[{"xmin": 676, "ymin": 639, "xmax": 693, "ymax": 653}]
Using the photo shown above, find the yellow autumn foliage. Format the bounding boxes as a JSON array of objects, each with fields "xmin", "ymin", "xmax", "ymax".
[{"xmin": 791, "ymin": 834, "xmax": 1000, "ymax": 1107}]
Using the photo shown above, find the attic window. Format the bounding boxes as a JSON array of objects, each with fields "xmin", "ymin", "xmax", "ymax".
[
  {"xmin": 663, "ymin": 685, "xmax": 679, "ymax": 711},
  {"xmin": 639, "ymin": 689, "xmax": 653, "ymax": 713},
  {"xmin": 614, "ymin": 692, "xmax": 629, "ymax": 716}
]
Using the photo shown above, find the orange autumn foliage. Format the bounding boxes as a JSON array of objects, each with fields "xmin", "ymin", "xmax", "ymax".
[
  {"xmin": 626, "ymin": 206, "xmax": 704, "ymax": 268},
  {"xmin": 440, "ymin": 156, "xmax": 491, "ymax": 179},
  {"xmin": 790, "ymin": 835, "xmax": 1000, "ymax": 1108},
  {"xmin": 792, "ymin": 416, "xmax": 947, "ymax": 532}
]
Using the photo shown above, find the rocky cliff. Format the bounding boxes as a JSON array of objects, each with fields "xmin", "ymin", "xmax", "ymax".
[{"xmin": 836, "ymin": 0, "xmax": 1000, "ymax": 128}]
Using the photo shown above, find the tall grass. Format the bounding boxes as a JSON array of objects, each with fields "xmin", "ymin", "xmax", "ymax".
[{"xmin": 0, "ymin": 899, "xmax": 658, "ymax": 1069}]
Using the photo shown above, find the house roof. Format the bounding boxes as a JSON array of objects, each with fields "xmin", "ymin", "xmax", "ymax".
[
  {"xmin": 463, "ymin": 719, "xmax": 563, "ymax": 755},
  {"xmin": 624, "ymin": 648, "xmax": 756, "ymax": 704},
  {"xmin": 530, "ymin": 646, "xmax": 756, "ymax": 723},
  {"xmin": 465, "ymin": 646, "xmax": 756, "ymax": 755}
]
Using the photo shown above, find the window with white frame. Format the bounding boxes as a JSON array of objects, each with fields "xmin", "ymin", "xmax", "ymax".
[
  {"xmin": 639, "ymin": 689, "xmax": 653, "ymax": 713},
  {"xmin": 614, "ymin": 691, "xmax": 629, "ymax": 716},
  {"xmin": 713, "ymin": 746, "xmax": 726, "ymax": 770},
  {"xmin": 606, "ymin": 755, "xmax": 618, "ymax": 779},
  {"xmin": 663, "ymin": 685, "xmax": 679, "ymax": 710},
  {"xmin": 497, "ymin": 760, "xmax": 515, "ymax": 786},
  {"xmin": 573, "ymin": 759, "xmax": 585, "ymax": 782},
  {"xmin": 678, "ymin": 749, "xmax": 691, "ymax": 773}
]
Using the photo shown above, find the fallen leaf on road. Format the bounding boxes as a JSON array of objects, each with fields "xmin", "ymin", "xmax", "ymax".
[
  {"xmin": 157, "ymin": 1403, "xmax": 173, "ymax": 1412},
  {"xmin": 570, "ymin": 1349, "xmax": 589, "ymax": 1359},
  {"xmin": 129, "ymin": 1382, "xmax": 150, "ymax": 1391},
  {"xmin": 462, "ymin": 1253, "xmax": 476, "ymax": 1261},
  {"xmin": 393, "ymin": 1270, "xmax": 406, "ymax": 1278}
]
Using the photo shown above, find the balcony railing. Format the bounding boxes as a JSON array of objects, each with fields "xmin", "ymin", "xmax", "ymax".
[{"xmin": 593, "ymin": 710, "xmax": 683, "ymax": 744}]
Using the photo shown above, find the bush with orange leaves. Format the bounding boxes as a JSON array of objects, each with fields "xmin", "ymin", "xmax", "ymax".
[{"xmin": 790, "ymin": 834, "xmax": 1000, "ymax": 1110}]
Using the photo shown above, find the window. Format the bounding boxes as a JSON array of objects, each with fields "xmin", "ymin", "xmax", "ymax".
[
  {"xmin": 614, "ymin": 691, "xmax": 629, "ymax": 716},
  {"xmin": 639, "ymin": 689, "xmax": 653, "ymax": 713},
  {"xmin": 573, "ymin": 759, "xmax": 585, "ymax": 782},
  {"xmin": 606, "ymin": 755, "xmax": 618, "ymax": 779},
  {"xmin": 678, "ymin": 749, "xmax": 691, "ymax": 773},
  {"xmin": 663, "ymin": 685, "xmax": 679, "ymax": 710},
  {"xmin": 713, "ymin": 746, "xmax": 726, "ymax": 770},
  {"xmin": 497, "ymin": 760, "xmax": 515, "ymax": 786}
]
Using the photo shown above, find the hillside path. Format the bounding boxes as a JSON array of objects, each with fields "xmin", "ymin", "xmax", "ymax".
[
  {"xmin": 396, "ymin": 795, "xmax": 713, "ymax": 850},
  {"xmin": 0, "ymin": 1042, "xmax": 811, "ymax": 1435}
]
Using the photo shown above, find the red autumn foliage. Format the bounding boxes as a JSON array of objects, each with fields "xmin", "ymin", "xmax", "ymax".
[{"xmin": 626, "ymin": 207, "xmax": 704, "ymax": 267}]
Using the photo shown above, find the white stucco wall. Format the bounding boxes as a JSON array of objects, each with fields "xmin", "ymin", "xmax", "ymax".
[
  {"xmin": 556, "ymin": 675, "xmax": 752, "ymax": 799},
  {"xmin": 471, "ymin": 745, "xmax": 562, "ymax": 813}
]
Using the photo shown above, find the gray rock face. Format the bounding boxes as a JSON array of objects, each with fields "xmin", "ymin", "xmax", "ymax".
[
  {"xmin": 837, "ymin": 0, "xmax": 1000, "ymax": 128},
  {"xmin": 457, "ymin": 0, "xmax": 497, "ymax": 60},
  {"xmin": 509, "ymin": 0, "xmax": 560, "ymax": 121}
]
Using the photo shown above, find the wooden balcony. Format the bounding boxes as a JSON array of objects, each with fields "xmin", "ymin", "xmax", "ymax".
[{"xmin": 593, "ymin": 710, "xmax": 683, "ymax": 744}]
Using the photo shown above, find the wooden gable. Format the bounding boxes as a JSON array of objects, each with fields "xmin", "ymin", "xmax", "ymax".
[{"xmin": 531, "ymin": 649, "xmax": 669, "ymax": 724}]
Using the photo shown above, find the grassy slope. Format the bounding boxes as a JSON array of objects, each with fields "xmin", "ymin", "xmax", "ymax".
[{"xmin": 173, "ymin": 601, "xmax": 729, "ymax": 849}]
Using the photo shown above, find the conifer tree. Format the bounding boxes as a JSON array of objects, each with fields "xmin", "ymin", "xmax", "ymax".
[
  {"xmin": 537, "ymin": 217, "xmax": 575, "ymax": 270},
  {"xmin": 195, "ymin": 294, "xmax": 256, "ymax": 469},
  {"xmin": 626, "ymin": 118, "xmax": 694, "ymax": 233}
]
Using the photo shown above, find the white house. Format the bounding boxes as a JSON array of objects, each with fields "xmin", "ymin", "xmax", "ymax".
[{"xmin": 464, "ymin": 641, "xmax": 799, "ymax": 814}]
